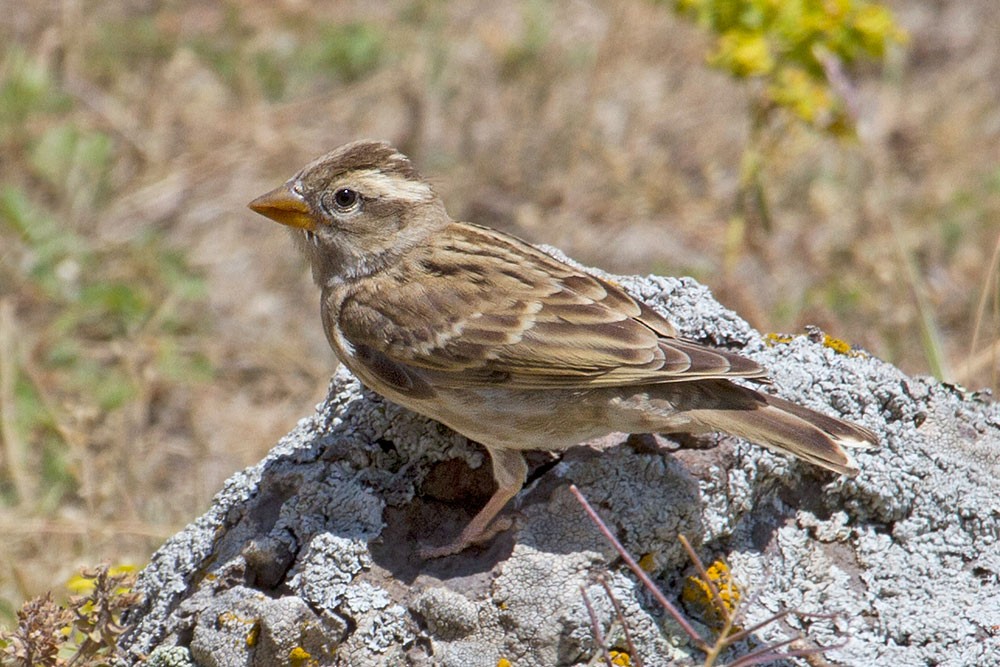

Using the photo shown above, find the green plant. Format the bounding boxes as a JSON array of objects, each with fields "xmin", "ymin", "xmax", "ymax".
[
  {"xmin": 306, "ymin": 22, "xmax": 385, "ymax": 84},
  {"xmin": 0, "ymin": 49, "xmax": 70, "ymax": 141},
  {"xmin": 0, "ymin": 46, "xmax": 212, "ymax": 514},
  {"xmin": 500, "ymin": 0, "xmax": 552, "ymax": 79},
  {"xmin": 1, "ymin": 180, "xmax": 211, "ymax": 509},
  {"xmin": 190, "ymin": 17, "xmax": 385, "ymax": 101}
]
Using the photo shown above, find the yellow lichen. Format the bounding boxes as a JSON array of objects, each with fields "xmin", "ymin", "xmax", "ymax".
[
  {"xmin": 245, "ymin": 622, "xmax": 260, "ymax": 647},
  {"xmin": 823, "ymin": 334, "xmax": 864, "ymax": 357},
  {"xmin": 638, "ymin": 553, "xmax": 657, "ymax": 573},
  {"xmin": 289, "ymin": 646, "xmax": 318, "ymax": 667},
  {"xmin": 766, "ymin": 331, "xmax": 865, "ymax": 357},
  {"xmin": 497, "ymin": 659, "xmax": 513, "ymax": 667},
  {"xmin": 213, "ymin": 611, "xmax": 260, "ymax": 647},
  {"xmin": 609, "ymin": 649, "xmax": 631, "ymax": 666},
  {"xmin": 681, "ymin": 560, "xmax": 742, "ymax": 630},
  {"xmin": 763, "ymin": 332, "xmax": 795, "ymax": 346}
]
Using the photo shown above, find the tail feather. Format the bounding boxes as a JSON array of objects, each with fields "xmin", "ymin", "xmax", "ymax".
[{"xmin": 681, "ymin": 384, "xmax": 878, "ymax": 477}]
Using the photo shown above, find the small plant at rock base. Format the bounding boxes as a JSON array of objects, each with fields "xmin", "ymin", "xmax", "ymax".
[
  {"xmin": 572, "ymin": 485, "xmax": 845, "ymax": 666},
  {"xmin": 0, "ymin": 594, "xmax": 72, "ymax": 667},
  {"xmin": 0, "ymin": 563, "xmax": 141, "ymax": 667}
]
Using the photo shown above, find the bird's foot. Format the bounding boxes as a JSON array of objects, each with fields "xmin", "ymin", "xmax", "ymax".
[{"xmin": 419, "ymin": 515, "xmax": 515, "ymax": 559}]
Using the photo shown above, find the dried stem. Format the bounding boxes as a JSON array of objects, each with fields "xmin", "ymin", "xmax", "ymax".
[
  {"xmin": 573, "ymin": 484, "xmax": 846, "ymax": 667},
  {"xmin": 599, "ymin": 577, "xmax": 643, "ymax": 667},
  {"xmin": 570, "ymin": 484, "xmax": 708, "ymax": 650},
  {"xmin": 581, "ymin": 585, "xmax": 614, "ymax": 667}
]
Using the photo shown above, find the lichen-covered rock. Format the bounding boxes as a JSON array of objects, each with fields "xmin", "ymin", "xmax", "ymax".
[
  {"xmin": 119, "ymin": 268, "xmax": 1000, "ymax": 667},
  {"xmin": 186, "ymin": 587, "xmax": 342, "ymax": 667},
  {"xmin": 146, "ymin": 646, "xmax": 196, "ymax": 667}
]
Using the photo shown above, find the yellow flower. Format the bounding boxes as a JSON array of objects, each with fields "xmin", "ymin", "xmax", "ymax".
[{"xmin": 711, "ymin": 30, "xmax": 775, "ymax": 77}]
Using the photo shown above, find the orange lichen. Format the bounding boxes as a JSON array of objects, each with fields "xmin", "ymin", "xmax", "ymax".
[
  {"xmin": 638, "ymin": 553, "xmax": 657, "ymax": 573},
  {"xmin": 765, "ymin": 331, "xmax": 864, "ymax": 357},
  {"xmin": 822, "ymin": 334, "xmax": 864, "ymax": 357},
  {"xmin": 681, "ymin": 560, "xmax": 742, "ymax": 630},
  {"xmin": 610, "ymin": 649, "xmax": 631, "ymax": 665},
  {"xmin": 289, "ymin": 646, "xmax": 318, "ymax": 667},
  {"xmin": 245, "ymin": 622, "xmax": 260, "ymax": 647},
  {"xmin": 764, "ymin": 332, "xmax": 795, "ymax": 346}
]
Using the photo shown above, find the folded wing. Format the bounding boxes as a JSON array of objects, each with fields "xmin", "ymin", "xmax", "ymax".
[{"xmin": 335, "ymin": 223, "xmax": 767, "ymax": 395}]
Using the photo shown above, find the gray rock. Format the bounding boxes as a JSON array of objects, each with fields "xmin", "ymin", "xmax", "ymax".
[
  {"xmin": 119, "ymin": 269, "xmax": 1000, "ymax": 667},
  {"xmin": 146, "ymin": 646, "xmax": 196, "ymax": 667}
]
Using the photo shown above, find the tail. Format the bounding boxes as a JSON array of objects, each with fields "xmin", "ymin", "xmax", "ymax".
[{"xmin": 680, "ymin": 381, "xmax": 878, "ymax": 476}]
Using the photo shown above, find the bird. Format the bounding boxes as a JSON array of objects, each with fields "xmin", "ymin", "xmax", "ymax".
[{"xmin": 248, "ymin": 140, "xmax": 878, "ymax": 558}]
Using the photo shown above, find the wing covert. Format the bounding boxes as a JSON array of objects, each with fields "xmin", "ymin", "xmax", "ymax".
[{"xmin": 335, "ymin": 224, "xmax": 767, "ymax": 390}]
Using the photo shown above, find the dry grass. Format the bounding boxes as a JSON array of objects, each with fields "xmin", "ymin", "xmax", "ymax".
[{"xmin": 0, "ymin": 0, "xmax": 997, "ymax": 623}]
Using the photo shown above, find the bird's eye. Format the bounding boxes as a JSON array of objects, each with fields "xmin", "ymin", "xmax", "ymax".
[{"xmin": 333, "ymin": 188, "xmax": 359, "ymax": 209}]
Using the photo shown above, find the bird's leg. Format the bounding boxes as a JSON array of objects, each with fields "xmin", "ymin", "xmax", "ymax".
[{"xmin": 420, "ymin": 447, "xmax": 526, "ymax": 559}]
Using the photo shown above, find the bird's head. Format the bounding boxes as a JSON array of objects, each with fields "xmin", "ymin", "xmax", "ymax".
[{"xmin": 248, "ymin": 140, "xmax": 448, "ymax": 285}]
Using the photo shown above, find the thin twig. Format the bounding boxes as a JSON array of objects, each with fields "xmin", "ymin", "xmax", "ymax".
[
  {"xmin": 570, "ymin": 484, "xmax": 709, "ymax": 650},
  {"xmin": 887, "ymin": 210, "xmax": 950, "ymax": 381},
  {"xmin": 61, "ymin": 76, "xmax": 151, "ymax": 163},
  {"xmin": 678, "ymin": 534, "xmax": 738, "ymax": 667},
  {"xmin": 725, "ymin": 635, "xmax": 801, "ymax": 667},
  {"xmin": 956, "ymin": 339, "xmax": 1000, "ymax": 386},
  {"xmin": 599, "ymin": 577, "xmax": 643, "ymax": 667},
  {"xmin": 722, "ymin": 609, "xmax": 792, "ymax": 645},
  {"xmin": 581, "ymin": 585, "xmax": 614, "ymax": 667},
  {"xmin": 678, "ymin": 534, "xmax": 735, "ymax": 628},
  {"xmin": 813, "ymin": 46, "xmax": 860, "ymax": 123},
  {"xmin": 573, "ymin": 485, "xmax": 846, "ymax": 666},
  {"xmin": 962, "ymin": 229, "xmax": 1000, "ymax": 388},
  {"xmin": 728, "ymin": 633, "xmax": 848, "ymax": 667}
]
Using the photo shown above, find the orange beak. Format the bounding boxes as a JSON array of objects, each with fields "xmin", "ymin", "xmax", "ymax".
[{"xmin": 248, "ymin": 184, "xmax": 316, "ymax": 231}]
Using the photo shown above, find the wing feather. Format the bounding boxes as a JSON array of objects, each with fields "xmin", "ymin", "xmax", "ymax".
[{"xmin": 335, "ymin": 223, "xmax": 767, "ymax": 392}]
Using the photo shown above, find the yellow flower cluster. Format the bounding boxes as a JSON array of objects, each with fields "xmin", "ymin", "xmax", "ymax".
[{"xmin": 671, "ymin": 0, "xmax": 907, "ymax": 132}]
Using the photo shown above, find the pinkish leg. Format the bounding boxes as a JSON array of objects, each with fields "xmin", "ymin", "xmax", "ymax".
[{"xmin": 420, "ymin": 447, "xmax": 526, "ymax": 559}]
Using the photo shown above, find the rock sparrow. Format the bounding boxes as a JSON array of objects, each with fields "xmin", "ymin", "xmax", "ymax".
[{"xmin": 248, "ymin": 140, "xmax": 877, "ymax": 558}]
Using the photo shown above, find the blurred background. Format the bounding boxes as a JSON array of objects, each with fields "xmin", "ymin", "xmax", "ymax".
[{"xmin": 0, "ymin": 0, "xmax": 997, "ymax": 623}]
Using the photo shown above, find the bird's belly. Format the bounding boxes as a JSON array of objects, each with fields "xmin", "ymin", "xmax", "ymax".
[
  {"xmin": 406, "ymin": 386, "xmax": 617, "ymax": 451},
  {"xmin": 337, "ymin": 348, "xmax": 688, "ymax": 451}
]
